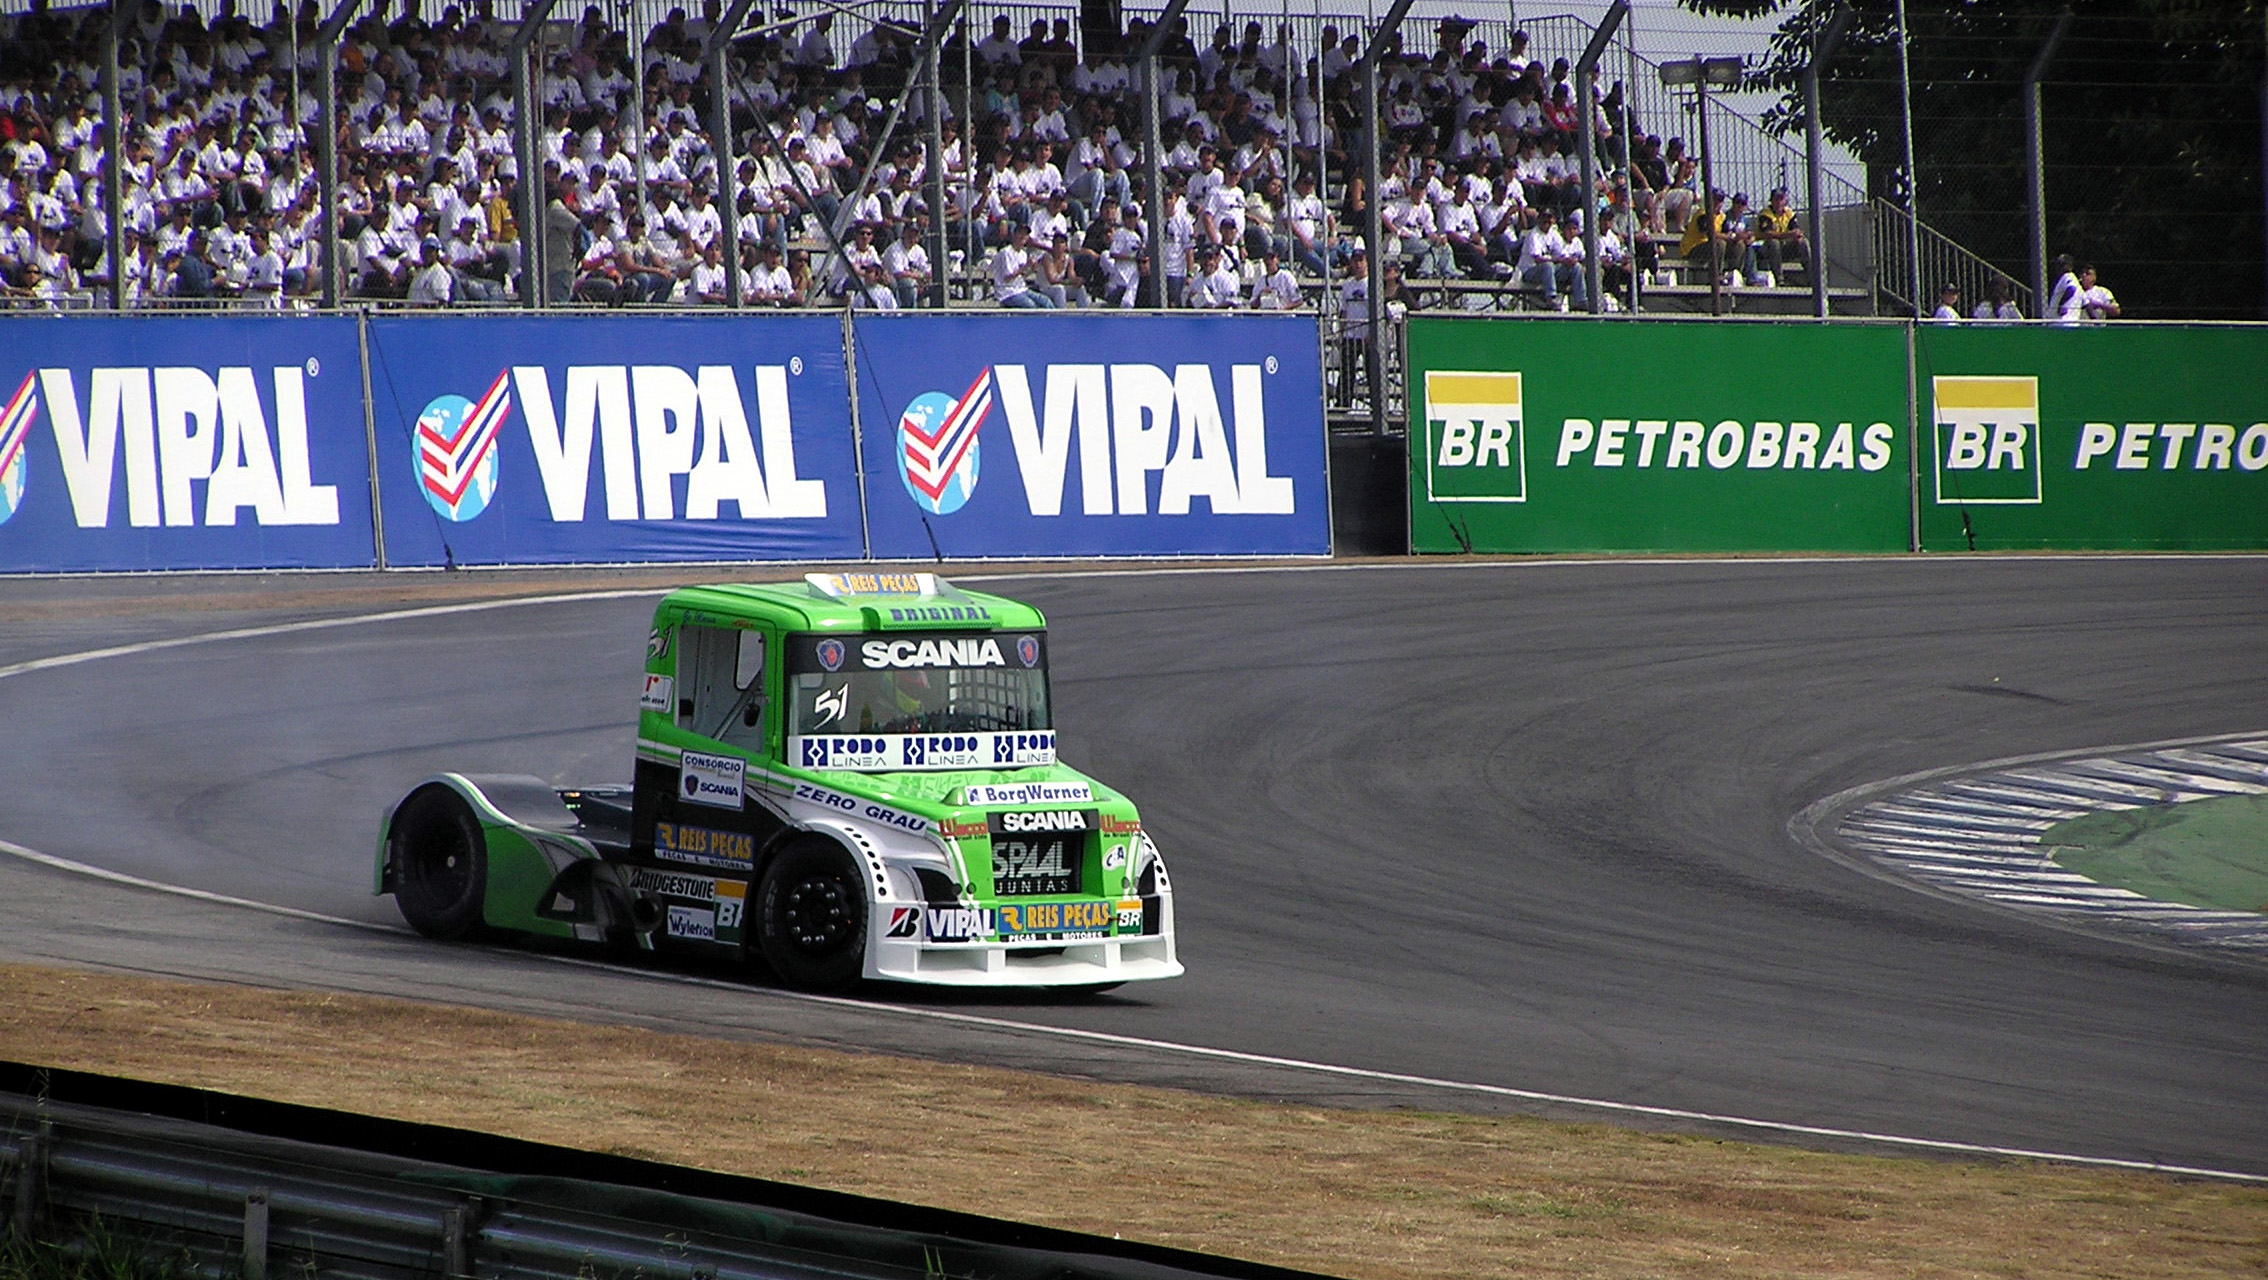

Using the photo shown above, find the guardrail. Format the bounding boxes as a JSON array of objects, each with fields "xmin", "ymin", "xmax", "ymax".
[{"xmin": 1, "ymin": 1065, "xmax": 1333, "ymax": 1280}]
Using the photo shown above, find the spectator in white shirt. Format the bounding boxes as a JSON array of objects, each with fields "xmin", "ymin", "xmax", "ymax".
[
  {"xmin": 1190, "ymin": 243, "xmax": 1241, "ymax": 308},
  {"xmin": 991, "ymin": 223, "xmax": 1052, "ymax": 307},
  {"xmin": 1250, "ymin": 249, "xmax": 1301, "ymax": 310}
]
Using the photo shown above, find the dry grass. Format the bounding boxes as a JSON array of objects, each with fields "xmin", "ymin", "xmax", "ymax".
[{"xmin": 1, "ymin": 964, "xmax": 2261, "ymax": 1280}]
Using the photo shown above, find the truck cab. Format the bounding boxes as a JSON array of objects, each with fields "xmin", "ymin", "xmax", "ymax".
[{"xmin": 378, "ymin": 573, "xmax": 1180, "ymax": 993}]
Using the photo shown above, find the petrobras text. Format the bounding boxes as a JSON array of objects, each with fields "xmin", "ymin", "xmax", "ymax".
[{"xmin": 792, "ymin": 731, "xmax": 1057, "ymax": 772}]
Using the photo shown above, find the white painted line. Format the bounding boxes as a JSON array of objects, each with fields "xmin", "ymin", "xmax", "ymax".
[
  {"xmin": 2, "ymin": 833, "xmax": 2262, "ymax": 1185},
  {"xmin": 0, "ymin": 838, "xmax": 399, "ymax": 934},
  {"xmin": 0, "ymin": 588, "xmax": 671, "ymax": 684},
  {"xmin": 7, "ymin": 579, "xmax": 2267, "ymax": 1185}
]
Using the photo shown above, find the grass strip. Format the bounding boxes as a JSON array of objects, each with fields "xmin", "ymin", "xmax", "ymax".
[{"xmin": 1, "ymin": 964, "xmax": 2261, "ymax": 1280}]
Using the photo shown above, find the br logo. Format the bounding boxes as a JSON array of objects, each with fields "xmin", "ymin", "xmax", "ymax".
[
  {"xmin": 0, "ymin": 372, "xmax": 35, "ymax": 527},
  {"xmin": 895, "ymin": 370, "xmax": 993, "ymax": 515},
  {"xmin": 414, "ymin": 371, "xmax": 511, "ymax": 521}
]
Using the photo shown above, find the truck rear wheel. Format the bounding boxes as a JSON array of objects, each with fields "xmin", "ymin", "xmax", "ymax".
[
  {"xmin": 391, "ymin": 785, "xmax": 488, "ymax": 940},
  {"xmin": 756, "ymin": 837, "xmax": 866, "ymax": 992}
]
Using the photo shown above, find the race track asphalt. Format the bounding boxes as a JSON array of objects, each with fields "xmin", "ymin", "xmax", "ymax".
[{"xmin": 1, "ymin": 557, "xmax": 2263, "ymax": 1177}]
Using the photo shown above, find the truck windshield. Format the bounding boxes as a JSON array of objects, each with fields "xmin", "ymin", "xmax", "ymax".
[{"xmin": 786, "ymin": 633, "xmax": 1051, "ymax": 736}]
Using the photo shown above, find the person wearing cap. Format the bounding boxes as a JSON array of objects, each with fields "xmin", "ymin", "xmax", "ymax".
[
  {"xmin": 746, "ymin": 242, "xmax": 798, "ymax": 306},
  {"xmin": 1755, "ymin": 187, "xmax": 1807, "ymax": 286},
  {"xmin": 1337, "ymin": 250, "xmax": 1370, "ymax": 402},
  {"xmin": 408, "ymin": 237, "xmax": 454, "ymax": 306},
  {"xmin": 243, "ymin": 225, "xmax": 285, "ymax": 309},
  {"xmin": 1190, "ymin": 242, "xmax": 1241, "ymax": 310},
  {"xmin": 1518, "ymin": 208, "xmax": 1584, "ymax": 310},
  {"xmin": 1718, "ymin": 192, "xmax": 1759, "ymax": 285},
  {"xmin": 1250, "ymin": 248, "xmax": 1301, "ymax": 311},
  {"xmin": 883, "ymin": 220, "xmax": 931, "ymax": 308},
  {"xmin": 1932, "ymin": 282, "xmax": 1962, "ymax": 322},
  {"xmin": 830, "ymin": 221, "xmax": 884, "ymax": 299},
  {"xmin": 1104, "ymin": 205, "xmax": 1145, "ymax": 308}
]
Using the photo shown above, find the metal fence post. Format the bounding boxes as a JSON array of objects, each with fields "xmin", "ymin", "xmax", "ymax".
[{"xmin": 243, "ymin": 1189, "xmax": 271, "ymax": 1280}]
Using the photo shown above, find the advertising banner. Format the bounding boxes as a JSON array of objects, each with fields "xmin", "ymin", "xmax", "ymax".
[
  {"xmin": 0, "ymin": 315, "xmax": 375, "ymax": 572},
  {"xmin": 1406, "ymin": 317, "xmax": 1913, "ymax": 553},
  {"xmin": 849, "ymin": 313, "xmax": 1330, "ymax": 558},
  {"xmin": 1915, "ymin": 324, "xmax": 2268, "ymax": 550},
  {"xmin": 366, "ymin": 315, "xmax": 864, "ymax": 566}
]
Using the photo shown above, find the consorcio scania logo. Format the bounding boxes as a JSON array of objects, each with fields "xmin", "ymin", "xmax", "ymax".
[
  {"xmin": 896, "ymin": 371, "xmax": 992, "ymax": 515},
  {"xmin": 414, "ymin": 371, "xmax": 511, "ymax": 521},
  {"xmin": 0, "ymin": 371, "xmax": 35, "ymax": 526}
]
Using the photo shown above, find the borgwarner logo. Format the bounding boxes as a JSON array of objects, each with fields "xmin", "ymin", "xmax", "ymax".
[
  {"xmin": 893, "ymin": 362, "xmax": 1296, "ymax": 517},
  {"xmin": 414, "ymin": 371, "xmax": 510, "ymax": 521}
]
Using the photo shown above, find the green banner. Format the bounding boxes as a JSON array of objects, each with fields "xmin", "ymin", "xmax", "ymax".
[
  {"xmin": 1915, "ymin": 324, "xmax": 2268, "ymax": 550},
  {"xmin": 1406, "ymin": 318, "xmax": 1913, "ymax": 553}
]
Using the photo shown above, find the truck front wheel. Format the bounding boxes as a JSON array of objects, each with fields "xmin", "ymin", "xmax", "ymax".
[
  {"xmin": 390, "ymin": 785, "xmax": 488, "ymax": 940},
  {"xmin": 756, "ymin": 837, "xmax": 867, "ymax": 992}
]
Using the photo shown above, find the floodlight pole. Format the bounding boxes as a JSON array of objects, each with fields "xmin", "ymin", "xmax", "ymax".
[
  {"xmin": 1699, "ymin": 71, "xmax": 1720, "ymax": 316},
  {"xmin": 1576, "ymin": 0, "xmax": 1627, "ymax": 315},
  {"xmin": 1804, "ymin": 3, "xmax": 1851, "ymax": 319},
  {"xmin": 511, "ymin": 0, "xmax": 565, "ymax": 308},
  {"xmin": 2024, "ymin": 10, "xmax": 2071, "ymax": 314},
  {"xmin": 1359, "ymin": 0, "xmax": 1416, "ymax": 432},
  {"xmin": 315, "ymin": 0, "xmax": 365, "ymax": 308},
  {"xmin": 1141, "ymin": 0, "xmax": 1193, "ymax": 309},
  {"xmin": 101, "ymin": 1, "xmax": 133, "ymax": 310},
  {"xmin": 701, "ymin": 0, "xmax": 762, "ymax": 305}
]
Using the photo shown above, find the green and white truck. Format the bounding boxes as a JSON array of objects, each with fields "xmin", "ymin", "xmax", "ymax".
[{"xmin": 376, "ymin": 572, "xmax": 1181, "ymax": 992}]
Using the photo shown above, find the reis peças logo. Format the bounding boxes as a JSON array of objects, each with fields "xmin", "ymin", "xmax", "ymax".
[
  {"xmin": 0, "ymin": 371, "xmax": 34, "ymax": 526},
  {"xmin": 896, "ymin": 371, "xmax": 992, "ymax": 514},
  {"xmin": 414, "ymin": 372, "xmax": 510, "ymax": 521}
]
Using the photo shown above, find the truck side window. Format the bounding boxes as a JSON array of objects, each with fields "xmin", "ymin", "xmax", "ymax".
[{"xmin": 676, "ymin": 625, "xmax": 768, "ymax": 751}]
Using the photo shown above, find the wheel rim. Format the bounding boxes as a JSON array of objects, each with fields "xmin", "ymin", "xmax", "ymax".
[
  {"xmin": 408, "ymin": 825, "xmax": 474, "ymax": 902},
  {"xmin": 780, "ymin": 871, "xmax": 855, "ymax": 953}
]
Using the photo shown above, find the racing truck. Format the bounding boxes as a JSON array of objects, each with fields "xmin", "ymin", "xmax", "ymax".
[{"xmin": 374, "ymin": 572, "xmax": 1180, "ymax": 993}]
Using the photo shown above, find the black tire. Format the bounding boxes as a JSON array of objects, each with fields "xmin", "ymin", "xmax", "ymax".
[
  {"xmin": 390, "ymin": 785, "xmax": 488, "ymax": 940},
  {"xmin": 756, "ymin": 837, "xmax": 867, "ymax": 992}
]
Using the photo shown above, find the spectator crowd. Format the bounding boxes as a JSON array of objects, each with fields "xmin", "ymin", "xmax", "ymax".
[{"xmin": 1, "ymin": 0, "xmax": 1825, "ymax": 312}]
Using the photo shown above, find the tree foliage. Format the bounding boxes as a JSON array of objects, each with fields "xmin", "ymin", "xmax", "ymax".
[{"xmin": 1683, "ymin": 0, "xmax": 2265, "ymax": 318}]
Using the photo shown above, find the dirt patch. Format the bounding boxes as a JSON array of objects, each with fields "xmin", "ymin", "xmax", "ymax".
[{"xmin": 1, "ymin": 964, "xmax": 2260, "ymax": 1280}]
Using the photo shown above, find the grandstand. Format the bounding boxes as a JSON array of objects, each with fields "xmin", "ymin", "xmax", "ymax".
[{"xmin": 2, "ymin": 0, "xmax": 1985, "ymax": 334}]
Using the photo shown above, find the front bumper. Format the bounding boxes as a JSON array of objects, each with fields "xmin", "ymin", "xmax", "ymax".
[{"xmin": 864, "ymin": 898, "xmax": 1182, "ymax": 987}]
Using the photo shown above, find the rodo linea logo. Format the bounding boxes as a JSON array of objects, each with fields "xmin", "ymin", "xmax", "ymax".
[
  {"xmin": 895, "ymin": 371, "xmax": 991, "ymax": 515},
  {"xmin": 414, "ymin": 371, "xmax": 510, "ymax": 521},
  {"xmin": 0, "ymin": 371, "xmax": 36, "ymax": 527}
]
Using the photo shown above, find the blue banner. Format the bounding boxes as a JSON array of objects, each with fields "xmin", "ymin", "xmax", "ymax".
[
  {"xmin": 366, "ymin": 315, "xmax": 864, "ymax": 567},
  {"xmin": 0, "ymin": 316, "xmax": 375, "ymax": 572},
  {"xmin": 849, "ymin": 314, "xmax": 1331, "ymax": 558}
]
